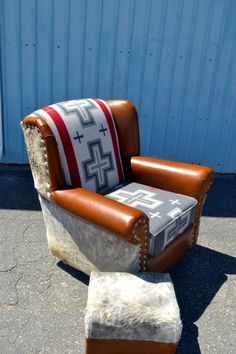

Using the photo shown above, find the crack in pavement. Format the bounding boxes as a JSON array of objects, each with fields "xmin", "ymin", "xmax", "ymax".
[
  {"xmin": 11, "ymin": 316, "xmax": 31, "ymax": 345},
  {"xmin": 0, "ymin": 264, "xmax": 18, "ymax": 273}
]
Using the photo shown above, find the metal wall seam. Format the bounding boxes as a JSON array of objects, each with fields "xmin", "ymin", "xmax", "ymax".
[
  {"xmin": 0, "ymin": 3, "xmax": 3, "ymax": 160},
  {"xmin": 0, "ymin": 72, "xmax": 3, "ymax": 160},
  {"xmin": 0, "ymin": 0, "xmax": 236, "ymax": 171}
]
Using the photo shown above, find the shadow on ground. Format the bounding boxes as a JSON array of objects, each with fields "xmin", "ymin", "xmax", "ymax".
[
  {"xmin": 57, "ymin": 261, "xmax": 90, "ymax": 286},
  {"xmin": 171, "ymin": 245, "xmax": 236, "ymax": 354},
  {"xmin": 0, "ymin": 166, "xmax": 40, "ymax": 210},
  {"xmin": 59, "ymin": 244, "xmax": 236, "ymax": 354},
  {"xmin": 1, "ymin": 165, "xmax": 236, "ymax": 217},
  {"xmin": 1, "ymin": 166, "xmax": 236, "ymax": 352},
  {"xmin": 202, "ymin": 175, "xmax": 236, "ymax": 217}
]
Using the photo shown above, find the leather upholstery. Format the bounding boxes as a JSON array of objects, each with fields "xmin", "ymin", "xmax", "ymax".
[
  {"xmin": 51, "ymin": 188, "xmax": 149, "ymax": 271},
  {"xmin": 130, "ymin": 156, "xmax": 214, "ymax": 244},
  {"xmin": 147, "ymin": 225, "xmax": 194, "ymax": 272},
  {"xmin": 51, "ymin": 188, "xmax": 148, "ymax": 244},
  {"xmin": 131, "ymin": 156, "xmax": 214, "ymax": 200},
  {"xmin": 22, "ymin": 99, "xmax": 214, "ymax": 272},
  {"xmin": 107, "ymin": 100, "xmax": 140, "ymax": 179},
  {"xmin": 86, "ymin": 339, "xmax": 177, "ymax": 354},
  {"xmin": 107, "ymin": 100, "xmax": 140, "ymax": 157}
]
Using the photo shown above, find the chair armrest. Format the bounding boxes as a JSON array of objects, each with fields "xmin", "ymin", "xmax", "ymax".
[
  {"xmin": 131, "ymin": 156, "xmax": 214, "ymax": 200},
  {"xmin": 50, "ymin": 188, "xmax": 149, "ymax": 245},
  {"xmin": 51, "ymin": 188, "xmax": 149, "ymax": 270}
]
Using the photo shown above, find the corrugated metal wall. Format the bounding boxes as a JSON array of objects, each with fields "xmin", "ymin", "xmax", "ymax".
[{"xmin": 0, "ymin": 0, "xmax": 236, "ymax": 172}]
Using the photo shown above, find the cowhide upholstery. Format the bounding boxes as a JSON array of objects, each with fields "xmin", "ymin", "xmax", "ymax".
[
  {"xmin": 21, "ymin": 123, "xmax": 51, "ymax": 200},
  {"xmin": 21, "ymin": 98, "xmax": 214, "ymax": 274},
  {"xmin": 85, "ymin": 271, "xmax": 182, "ymax": 343},
  {"xmin": 40, "ymin": 196, "xmax": 140, "ymax": 275}
]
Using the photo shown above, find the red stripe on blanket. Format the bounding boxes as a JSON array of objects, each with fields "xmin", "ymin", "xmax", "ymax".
[
  {"xmin": 93, "ymin": 99, "xmax": 124, "ymax": 183},
  {"xmin": 42, "ymin": 106, "xmax": 81, "ymax": 186}
]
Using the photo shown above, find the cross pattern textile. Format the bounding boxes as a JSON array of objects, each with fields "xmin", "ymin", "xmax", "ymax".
[
  {"xmin": 112, "ymin": 189, "xmax": 164, "ymax": 209},
  {"xmin": 31, "ymin": 99, "xmax": 124, "ymax": 193},
  {"xmin": 82, "ymin": 140, "xmax": 113, "ymax": 191},
  {"xmin": 106, "ymin": 183, "xmax": 197, "ymax": 256}
]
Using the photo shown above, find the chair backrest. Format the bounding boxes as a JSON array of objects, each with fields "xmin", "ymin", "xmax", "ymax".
[{"xmin": 21, "ymin": 99, "xmax": 140, "ymax": 198}]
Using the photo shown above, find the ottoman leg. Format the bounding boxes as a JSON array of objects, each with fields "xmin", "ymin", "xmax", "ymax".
[{"xmin": 86, "ymin": 339, "xmax": 177, "ymax": 354}]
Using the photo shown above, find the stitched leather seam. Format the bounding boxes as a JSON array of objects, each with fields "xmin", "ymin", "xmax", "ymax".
[{"xmin": 192, "ymin": 172, "xmax": 214, "ymax": 245}]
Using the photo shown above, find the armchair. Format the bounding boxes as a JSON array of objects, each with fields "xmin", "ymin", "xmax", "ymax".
[{"xmin": 21, "ymin": 99, "xmax": 214, "ymax": 275}]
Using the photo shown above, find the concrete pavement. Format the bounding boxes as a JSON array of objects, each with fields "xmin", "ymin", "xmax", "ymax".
[{"xmin": 0, "ymin": 166, "xmax": 235, "ymax": 354}]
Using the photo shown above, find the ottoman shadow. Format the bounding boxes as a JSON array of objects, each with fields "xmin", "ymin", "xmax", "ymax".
[
  {"xmin": 59, "ymin": 245, "xmax": 236, "ymax": 354},
  {"xmin": 171, "ymin": 245, "xmax": 236, "ymax": 354}
]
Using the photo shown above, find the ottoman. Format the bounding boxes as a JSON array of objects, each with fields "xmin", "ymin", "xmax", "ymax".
[{"xmin": 85, "ymin": 272, "xmax": 182, "ymax": 354}]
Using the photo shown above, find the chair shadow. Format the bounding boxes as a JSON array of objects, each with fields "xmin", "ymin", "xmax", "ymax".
[
  {"xmin": 52, "ymin": 173, "xmax": 236, "ymax": 353},
  {"xmin": 202, "ymin": 175, "xmax": 236, "ymax": 217},
  {"xmin": 58, "ymin": 244, "xmax": 236, "ymax": 354},
  {"xmin": 170, "ymin": 245, "xmax": 236, "ymax": 354},
  {"xmin": 57, "ymin": 261, "xmax": 90, "ymax": 286},
  {"xmin": 0, "ymin": 166, "xmax": 41, "ymax": 210}
]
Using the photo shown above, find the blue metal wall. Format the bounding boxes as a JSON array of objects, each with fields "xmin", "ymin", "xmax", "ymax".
[{"xmin": 0, "ymin": 0, "xmax": 236, "ymax": 172}]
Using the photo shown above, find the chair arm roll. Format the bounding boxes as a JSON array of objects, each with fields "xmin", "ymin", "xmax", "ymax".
[
  {"xmin": 131, "ymin": 156, "xmax": 214, "ymax": 200},
  {"xmin": 50, "ymin": 188, "xmax": 149, "ymax": 245}
]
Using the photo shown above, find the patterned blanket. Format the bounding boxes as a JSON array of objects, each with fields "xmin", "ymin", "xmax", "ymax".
[{"xmin": 32, "ymin": 99, "xmax": 124, "ymax": 193}]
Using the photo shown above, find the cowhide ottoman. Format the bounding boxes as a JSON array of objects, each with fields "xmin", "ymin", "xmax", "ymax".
[{"xmin": 85, "ymin": 272, "xmax": 182, "ymax": 354}]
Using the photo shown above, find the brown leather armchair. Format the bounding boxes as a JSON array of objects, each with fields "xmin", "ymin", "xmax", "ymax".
[{"xmin": 21, "ymin": 99, "xmax": 214, "ymax": 275}]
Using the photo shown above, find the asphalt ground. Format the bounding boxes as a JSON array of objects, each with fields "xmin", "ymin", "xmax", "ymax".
[{"xmin": 0, "ymin": 166, "xmax": 235, "ymax": 354}]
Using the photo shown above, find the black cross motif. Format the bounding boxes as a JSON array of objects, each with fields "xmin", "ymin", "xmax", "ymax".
[
  {"xmin": 99, "ymin": 124, "xmax": 108, "ymax": 136},
  {"xmin": 74, "ymin": 131, "xmax": 84, "ymax": 144}
]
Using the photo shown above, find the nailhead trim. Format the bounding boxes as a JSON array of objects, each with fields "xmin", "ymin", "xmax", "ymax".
[
  {"xmin": 132, "ymin": 217, "xmax": 149, "ymax": 271},
  {"xmin": 131, "ymin": 215, "xmax": 149, "ymax": 272}
]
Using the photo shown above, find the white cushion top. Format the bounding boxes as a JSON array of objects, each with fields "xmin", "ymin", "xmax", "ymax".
[{"xmin": 85, "ymin": 272, "xmax": 182, "ymax": 343}]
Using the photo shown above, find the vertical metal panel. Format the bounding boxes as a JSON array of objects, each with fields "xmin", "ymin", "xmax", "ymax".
[
  {"xmin": 0, "ymin": 0, "xmax": 236, "ymax": 172},
  {"xmin": 1, "ymin": 0, "xmax": 24, "ymax": 162}
]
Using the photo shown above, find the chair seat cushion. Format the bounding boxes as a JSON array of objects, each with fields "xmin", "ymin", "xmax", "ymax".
[
  {"xmin": 85, "ymin": 271, "xmax": 182, "ymax": 344},
  {"xmin": 106, "ymin": 182, "xmax": 197, "ymax": 256}
]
